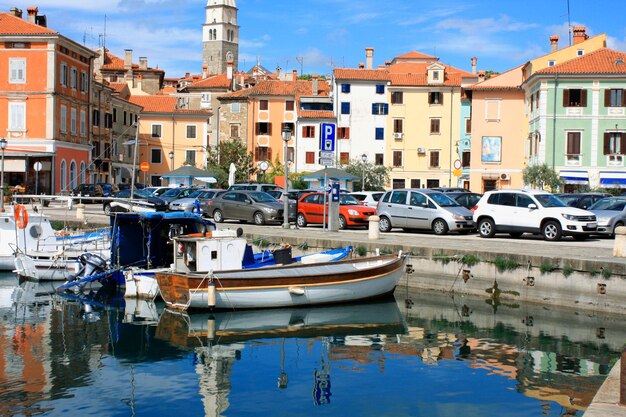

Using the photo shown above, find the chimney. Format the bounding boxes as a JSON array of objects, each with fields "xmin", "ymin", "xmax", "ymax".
[
  {"xmin": 292, "ymin": 69, "xmax": 297, "ymax": 82},
  {"xmin": 365, "ymin": 47, "xmax": 374, "ymax": 69},
  {"xmin": 550, "ymin": 35, "xmax": 559, "ymax": 52},
  {"xmin": 276, "ymin": 66, "xmax": 281, "ymax": 79},
  {"xmin": 185, "ymin": 72, "xmax": 190, "ymax": 79},
  {"xmin": 385, "ymin": 61, "xmax": 391, "ymax": 67},
  {"xmin": 573, "ymin": 26, "xmax": 588, "ymax": 45},
  {"xmin": 471, "ymin": 57, "xmax": 477, "ymax": 74},
  {"xmin": 139, "ymin": 57, "xmax": 147, "ymax": 70},
  {"xmin": 312, "ymin": 74, "xmax": 319, "ymax": 96},
  {"xmin": 477, "ymin": 70, "xmax": 486, "ymax": 81},
  {"xmin": 124, "ymin": 49, "xmax": 133, "ymax": 70},
  {"xmin": 10, "ymin": 7, "xmax": 22, "ymax": 18},
  {"xmin": 358, "ymin": 62, "xmax": 364, "ymax": 69},
  {"xmin": 26, "ymin": 6, "xmax": 38, "ymax": 23},
  {"xmin": 201, "ymin": 65, "xmax": 208, "ymax": 79},
  {"xmin": 227, "ymin": 60, "xmax": 233, "ymax": 80}
]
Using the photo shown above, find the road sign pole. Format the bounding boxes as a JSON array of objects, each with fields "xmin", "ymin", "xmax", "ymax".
[{"xmin": 322, "ymin": 171, "xmax": 327, "ymax": 231}]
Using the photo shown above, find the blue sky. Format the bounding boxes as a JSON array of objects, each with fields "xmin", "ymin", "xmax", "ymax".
[{"xmin": 4, "ymin": 0, "xmax": 626, "ymax": 78}]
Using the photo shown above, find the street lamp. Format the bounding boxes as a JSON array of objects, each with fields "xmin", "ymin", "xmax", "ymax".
[
  {"xmin": 0, "ymin": 138, "xmax": 7, "ymax": 211},
  {"xmin": 361, "ymin": 153, "xmax": 367, "ymax": 191},
  {"xmin": 169, "ymin": 150, "xmax": 174, "ymax": 168},
  {"xmin": 281, "ymin": 125, "xmax": 292, "ymax": 229}
]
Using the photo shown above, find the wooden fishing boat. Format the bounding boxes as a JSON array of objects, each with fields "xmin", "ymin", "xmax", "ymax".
[{"xmin": 156, "ymin": 251, "xmax": 407, "ymax": 310}]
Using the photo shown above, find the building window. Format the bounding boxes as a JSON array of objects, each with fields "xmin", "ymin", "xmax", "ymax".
[
  {"xmin": 60, "ymin": 160, "xmax": 67, "ymax": 192},
  {"xmin": 185, "ymin": 150, "xmax": 196, "ymax": 165},
  {"xmin": 186, "ymin": 125, "xmax": 197, "ymax": 139},
  {"xmin": 151, "ymin": 124, "xmax": 162, "ymax": 137},
  {"xmin": 604, "ymin": 132, "xmax": 625, "ymax": 155},
  {"xmin": 605, "ymin": 89, "xmax": 626, "ymax": 107},
  {"xmin": 80, "ymin": 110, "xmax": 86, "ymax": 136},
  {"xmin": 376, "ymin": 84, "xmax": 385, "ymax": 94},
  {"xmin": 372, "ymin": 103, "xmax": 389, "ymax": 115},
  {"xmin": 259, "ymin": 100, "xmax": 269, "ymax": 110},
  {"xmin": 393, "ymin": 150, "xmax": 402, "ymax": 167},
  {"xmin": 430, "ymin": 118, "xmax": 441, "ymax": 134},
  {"xmin": 340, "ymin": 102, "xmax": 351, "ymax": 114},
  {"xmin": 151, "ymin": 149, "xmax": 162, "ymax": 164},
  {"xmin": 375, "ymin": 127, "xmax": 384, "ymax": 140},
  {"xmin": 70, "ymin": 68, "xmax": 78, "ymax": 89},
  {"xmin": 338, "ymin": 127, "xmax": 350, "ymax": 139},
  {"xmin": 391, "ymin": 92, "xmax": 403, "ymax": 104},
  {"xmin": 230, "ymin": 124, "xmax": 240, "ymax": 138},
  {"xmin": 432, "ymin": 71, "xmax": 440, "ymax": 81},
  {"xmin": 8, "ymin": 102, "xmax": 26, "ymax": 131},
  {"xmin": 341, "ymin": 83, "xmax": 351, "ymax": 93},
  {"xmin": 566, "ymin": 131, "xmax": 582, "ymax": 165},
  {"xmin": 60, "ymin": 63, "xmax": 68, "ymax": 86},
  {"xmin": 340, "ymin": 152, "xmax": 350, "ymax": 163},
  {"xmin": 392, "ymin": 179, "xmax": 405, "ymax": 189},
  {"xmin": 393, "ymin": 119, "xmax": 403, "ymax": 133},
  {"xmin": 426, "ymin": 179, "xmax": 440, "ymax": 188},
  {"xmin": 200, "ymin": 93, "xmax": 211, "ymax": 108},
  {"xmin": 81, "ymin": 72, "xmax": 88, "ymax": 92},
  {"xmin": 462, "ymin": 151, "xmax": 471, "ymax": 167},
  {"xmin": 255, "ymin": 146, "xmax": 271, "ymax": 161},
  {"xmin": 60, "ymin": 105, "xmax": 67, "ymax": 133},
  {"xmin": 548, "ymin": 60, "xmax": 555, "ymax": 66},
  {"xmin": 255, "ymin": 122, "xmax": 272, "ymax": 135},
  {"xmin": 428, "ymin": 92, "xmax": 443, "ymax": 105},
  {"xmin": 285, "ymin": 100, "xmax": 295, "ymax": 111},
  {"xmin": 302, "ymin": 125, "xmax": 316, "ymax": 138},
  {"xmin": 9, "ymin": 58, "xmax": 26, "ymax": 83},
  {"xmin": 465, "ymin": 118, "xmax": 471, "ymax": 134},
  {"xmin": 429, "ymin": 151, "xmax": 440, "ymax": 168},
  {"xmin": 69, "ymin": 161, "xmax": 77, "ymax": 189},
  {"xmin": 305, "ymin": 152, "xmax": 315, "ymax": 164},
  {"xmin": 375, "ymin": 153, "xmax": 384, "ymax": 165},
  {"xmin": 577, "ymin": 49, "xmax": 584, "ymax": 56},
  {"xmin": 485, "ymin": 99, "xmax": 501, "ymax": 121},
  {"xmin": 150, "ymin": 175, "xmax": 162, "ymax": 186},
  {"xmin": 70, "ymin": 109, "xmax": 77, "ymax": 134},
  {"xmin": 80, "ymin": 162, "xmax": 86, "ymax": 184},
  {"xmin": 563, "ymin": 89, "xmax": 587, "ymax": 107},
  {"xmin": 113, "ymin": 108, "xmax": 117, "ymax": 123},
  {"xmin": 123, "ymin": 111, "xmax": 127, "ymax": 125},
  {"xmin": 104, "ymin": 113, "xmax": 113, "ymax": 129},
  {"xmin": 231, "ymin": 102, "xmax": 240, "ymax": 113},
  {"xmin": 410, "ymin": 179, "xmax": 421, "ymax": 189}
]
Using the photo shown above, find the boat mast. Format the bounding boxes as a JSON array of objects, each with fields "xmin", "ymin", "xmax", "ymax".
[{"xmin": 130, "ymin": 118, "xmax": 140, "ymax": 209}]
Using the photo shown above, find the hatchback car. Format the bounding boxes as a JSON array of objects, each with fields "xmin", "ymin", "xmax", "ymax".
[
  {"xmin": 447, "ymin": 191, "xmax": 482, "ymax": 210},
  {"xmin": 169, "ymin": 189, "xmax": 222, "ymax": 213},
  {"xmin": 472, "ymin": 189, "xmax": 597, "ymax": 241},
  {"xmin": 207, "ymin": 190, "xmax": 293, "ymax": 225},
  {"xmin": 158, "ymin": 187, "xmax": 197, "ymax": 204},
  {"xmin": 376, "ymin": 189, "xmax": 475, "ymax": 234},
  {"xmin": 554, "ymin": 193, "xmax": 610, "ymax": 210},
  {"xmin": 296, "ymin": 192, "xmax": 376, "ymax": 229},
  {"xmin": 349, "ymin": 191, "xmax": 384, "ymax": 208},
  {"xmin": 144, "ymin": 186, "xmax": 171, "ymax": 197},
  {"xmin": 588, "ymin": 197, "xmax": 626, "ymax": 237},
  {"xmin": 228, "ymin": 183, "xmax": 283, "ymax": 193},
  {"xmin": 103, "ymin": 189, "xmax": 168, "ymax": 215}
]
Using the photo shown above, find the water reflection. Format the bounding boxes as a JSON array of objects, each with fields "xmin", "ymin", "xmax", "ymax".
[{"xmin": 0, "ymin": 273, "xmax": 621, "ymax": 417}]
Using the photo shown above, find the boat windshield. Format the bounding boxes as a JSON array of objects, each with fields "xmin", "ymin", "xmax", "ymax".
[
  {"xmin": 535, "ymin": 194, "xmax": 566, "ymax": 208},
  {"xmin": 249, "ymin": 192, "xmax": 276, "ymax": 203},
  {"xmin": 429, "ymin": 193, "xmax": 459, "ymax": 207}
]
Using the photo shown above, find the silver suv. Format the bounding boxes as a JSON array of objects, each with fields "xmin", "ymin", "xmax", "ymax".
[
  {"xmin": 472, "ymin": 189, "xmax": 597, "ymax": 241},
  {"xmin": 376, "ymin": 189, "xmax": 475, "ymax": 234}
]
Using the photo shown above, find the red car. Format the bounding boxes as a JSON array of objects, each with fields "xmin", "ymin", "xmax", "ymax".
[{"xmin": 296, "ymin": 192, "xmax": 375, "ymax": 229}]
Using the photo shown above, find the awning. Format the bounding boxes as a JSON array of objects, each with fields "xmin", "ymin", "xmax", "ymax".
[
  {"xmin": 559, "ymin": 170, "xmax": 588, "ymax": 185},
  {"xmin": 196, "ymin": 177, "xmax": 217, "ymax": 184},
  {"xmin": 599, "ymin": 171, "xmax": 626, "ymax": 188}
]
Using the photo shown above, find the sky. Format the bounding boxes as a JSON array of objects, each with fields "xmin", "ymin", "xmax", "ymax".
[{"xmin": 3, "ymin": 0, "xmax": 626, "ymax": 78}]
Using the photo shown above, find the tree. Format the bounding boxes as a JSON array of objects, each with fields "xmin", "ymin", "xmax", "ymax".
[
  {"xmin": 522, "ymin": 164, "xmax": 562, "ymax": 192},
  {"xmin": 341, "ymin": 159, "xmax": 389, "ymax": 191},
  {"xmin": 206, "ymin": 138, "xmax": 256, "ymax": 188}
]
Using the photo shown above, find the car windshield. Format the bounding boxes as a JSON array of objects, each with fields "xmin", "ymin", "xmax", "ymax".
[
  {"xmin": 590, "ymin": 198, "xmax": 626, "ymax": 211},
  {"xmin": 162, "ymin": 188, "xmax": 183, "ymax": 197},
  {"xmin": 429, "ymin": 192, "xmax": 459, "ymax": 207},
  {"xmin": 133, "ymin": 189, "xmax": 152, "ymax": 198},
  {"xmin": 249, "ymin": 192, "xmax": 276, "ymax": 202},
  {"xmin": 339, "ymin": 194, "xmax": 360, "ymax": 205},
  {"xmin": 187, "ymin": 190, "xmax": 204, "ymax": 198},
  {"xmin": 535, "ymin": 194, "xmax": 566, "ymax": 208},
  {"xmin": 557, "ymin": 195, "xmax": 578, "ymax": 205}
]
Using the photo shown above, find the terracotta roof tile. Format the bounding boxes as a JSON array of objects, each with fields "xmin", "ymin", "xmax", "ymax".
[
  {"xmin": 129, "ymin": 95, "xmax": 209, "ymax": 115},
  {"xmin": 537, "ymin": 48, "xmax": 626, "ymax": 74},
  {"xmin": 0, "ymin": 12, "xmax": 57, "ymax": 35},
  {"xmin": 300, "ymin": 110, "xmax": 334, "ymax": 119},
  {"xmin": 333, "ymin": 68, "xmax": 390, "ymax": 81},
  {"xmin": 394, "ymin": 51, "xmax": 437, "ymax": 60},
  {"xmin": 100, "ymin": 50, "xmax": 164, "ymax": 73},
  {"xmin": 186, "ymin": 73, "xmax": 232, "ymax": 89},
  {"xmin": 109, "ymin": 82, "xmax": 128, "ymax": 93}
]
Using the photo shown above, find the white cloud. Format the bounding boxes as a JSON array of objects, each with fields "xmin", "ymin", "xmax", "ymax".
[
  {"xmin": 435, "ymin": 15, "xmax": 538, "ymax": 34},
  {"xmin": 607, "ymin": 35, "xmax": 626, "ymax": 52}
]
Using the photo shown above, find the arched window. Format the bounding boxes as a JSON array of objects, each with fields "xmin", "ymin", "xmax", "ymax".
[
  {"xmin": 80, "ymin": 161, "xmax": 86, "ymax": 184},
  {"xmin": 60, "ymin": 160, "xmax": 67, "ymax": 192},
  {"xmin": 213, "ymin": 29, "xmax": 217, "ymax": 40},
  {"xmin": 70, "ymin": 161, "xmax": 77, "ymax": 189}
]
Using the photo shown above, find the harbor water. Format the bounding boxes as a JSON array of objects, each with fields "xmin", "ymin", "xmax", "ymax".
[{"xmin": 0, "ymin": 272, "xmax": 621, "ymax": 417}]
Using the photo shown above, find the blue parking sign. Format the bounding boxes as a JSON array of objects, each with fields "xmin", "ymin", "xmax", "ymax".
[{"xmin": 320, "ymin": 123, "xmax": 336, "ymax": 151}]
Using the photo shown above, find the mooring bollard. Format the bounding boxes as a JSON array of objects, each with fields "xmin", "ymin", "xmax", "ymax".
[
  {"xmin": 613, "ymin": 226, "xmax": 626, "ymax": 257},
  {"xmin": 76, "ymin": 203, "xmax": 85, "ymax": 221},
  {"xmin": 368, "ymin": 215, "xmax": 380, "ymax": 240}
]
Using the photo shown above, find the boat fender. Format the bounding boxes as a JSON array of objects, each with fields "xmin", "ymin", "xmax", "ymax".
[
  {"xmin": 206, "ymin": 318, "xmax": 216, "ymax": 340},
  {"xmin": 207, "ymin": 281, "xmax": 216, "ymax": 307},
  {"xmin": 236, "ymin": 227, "xmax": 243, "ymax": 237},
  {"xmin": 288, "ymin": 286, "xmax": 305, "ymax": 296}
]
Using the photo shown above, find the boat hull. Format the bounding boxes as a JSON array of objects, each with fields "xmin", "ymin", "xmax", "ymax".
[{"xmin": 156, "ymin": 254, "xmax": 407, "ymax": 310}]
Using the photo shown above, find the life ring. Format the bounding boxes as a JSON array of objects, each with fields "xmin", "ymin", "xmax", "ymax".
[{"xmin": 14, "ymin": 205, "xmax": 28, "ymax": 229}]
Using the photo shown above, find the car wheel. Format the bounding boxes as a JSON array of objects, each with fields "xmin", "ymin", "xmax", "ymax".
[
  {"xmin": 432, "ymin": 218, "xmax": 449, "ymax": 235},
  {"xmin": 296, "ymin": 213, "xmax": 308, "ymax": 227},
  {"xmin": 253, "ymin": 211, "xmax": 266, "ymax": 225},
  {"xmin": 379, "ymin": 216, "xmax": 392, "ymax": 232},
  {"xmin": 509, "ymin": 232, "xmax": 523, "ymax": 238},
  {"xmin": 338, "ymin": 215, "xmax": 347, "ymax": 230},
  {"xmin": 104, "ymin": 204, "xmax": 112, "ymax": 215},
  {"xmin": 213, "ymin": 209, "xmax": 224, "ymax": 223},
  {"xmin": 478, "ymin": 218, "xmax": 496, "ymax": 238},
  {"xmin": 542, "ymin": 220, "xmax": 562, "ymax": 241}
]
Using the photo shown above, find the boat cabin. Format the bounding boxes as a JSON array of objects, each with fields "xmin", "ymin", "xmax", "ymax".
[{"xmin": 173, "ymin": 230, "xmax": 252, "ymax": 273}]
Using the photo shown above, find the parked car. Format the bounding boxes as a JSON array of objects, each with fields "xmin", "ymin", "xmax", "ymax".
[
  {"xmin": 96, "ymin": 183, "xmax": 118, "ymax": 197},
  {"xmin": 349, "ymin": 191, "xmax": 384, "ymax": 208},
  {"xmin": 144, "ymin": 186, "xmax": 171, "ymax": 197},
  {"xmin": 472, "ymin": 189, "xmax": 597, "ymax": 241},
  {"xmin": 376, "ymin": 189, "xmax": 475, "ymax": 234},
  {"xmin": 446, "ymin": 191, "xmax": 482, "ymax": 210},
  {"xmin": 296, "ymin": 192, "xmax": 376, "ymax": 229},
  {"xmin": 266, "ymin": 189, "xmax": 299, "ymax": 203},
  {"xmin": 588, "ymin": 197, "xmax": 626, "ymax": 237},
  {"xmin": 169, "ymin": 189, "xmax": 223, "ymax": 212},
  {"xmin": 103, "ymin": 189, "xmax": 168, "ymax": 215},
  {"xmin": 228, "ymin": 183, "xmax": 283, "ymax": 193},
  {"xmin": 117, "ymin": 183, "xmax": 146, "ymax": 191},
  {"xmin": 554, "ymin": 193, "xmax": 610, "ymax": 210},
  {"xmin": 71, "ymin": 184, "xmax": 103, "ymax": 203},
  {"xmin": 207, "ymin": 190, "xmax": 294, "ymax": 225},
  {"xmin": 430, "ymin": 187, "xmax": 469, "ymax": 193},
  {"xmin": 158, "ymin": 187, "xmax": 198, "ymax": 204}
]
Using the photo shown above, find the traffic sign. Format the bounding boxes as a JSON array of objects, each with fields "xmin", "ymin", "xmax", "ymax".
[
  {"xmin": 140, "ymin": 162, "xmax": 150, "ymax": 172},
  {"xmin": 319, "ymin": 158, "xmax": 335, "ymax": 166},
  {"xmin": 453, "ymin": 159, "xmax": 462, "ymax": 170},
  {"xmin": 320, "ymin": 123, "xmax": 336, "ymax": 152},
  {"xmin": 33, "ymin": 162, "xmax": 43, "ymax": 172},
  {"xmin": 453, "ymin": 168, "xmax": 462, "ymax": 177},
  {"xmin": 319, "ymin": 151, "xmax": 335, "ymax": 159}
]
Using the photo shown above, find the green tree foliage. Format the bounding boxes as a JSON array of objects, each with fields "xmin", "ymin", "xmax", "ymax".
[
  {"xmin": 341, "ymin": 159, "xmax": 389, "ymax": 191},
  {"xmin": 522, "ymin": 164, "xmax": 562, "ymax": 192},
  {"xmin": 206, "ymin": 138, "xmax": 256, "ymax": 188}
]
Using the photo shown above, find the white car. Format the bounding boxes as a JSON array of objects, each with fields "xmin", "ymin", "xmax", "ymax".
[
  {"xmin": 472, "ymin": 189, "xmax": 597, "ymax": 241},
  {"xmin": 350, "ymin": 191, "xmax": 384, "ymax": 208}
]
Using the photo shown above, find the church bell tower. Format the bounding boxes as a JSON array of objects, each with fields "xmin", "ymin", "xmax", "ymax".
[{"xmin": 202, "ymin": 0, "xmax": 239, "ymax": 75}]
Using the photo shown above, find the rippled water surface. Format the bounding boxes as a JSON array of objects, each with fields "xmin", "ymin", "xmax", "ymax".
[{"xmin": 0, "ymin": 273, "xmax": 621, "ymax": 417}]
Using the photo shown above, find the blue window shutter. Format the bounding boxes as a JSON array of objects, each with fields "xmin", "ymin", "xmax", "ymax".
[
  {"xmin": 341, "ymin": 102, "xmax": 350, "ymax": 114},
  {"xmin": 376, "ymin": 84, "xmax": 385, "ymax": 94},
  {"xmin": 372, "ymin": 103, "xmax": 376, "ymax": 114},
  {"xmin": 383, "ymin": 103, "xmax": 389, "ymax": 115},
  {"xmin": 376, "ymin": 127, "xmax": 384, "ymax": 140}
]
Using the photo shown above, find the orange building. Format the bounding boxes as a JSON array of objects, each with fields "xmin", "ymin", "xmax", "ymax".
[{"xmin": 0, "ymin": 7, "xmax": 95, "ymax": 194}]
